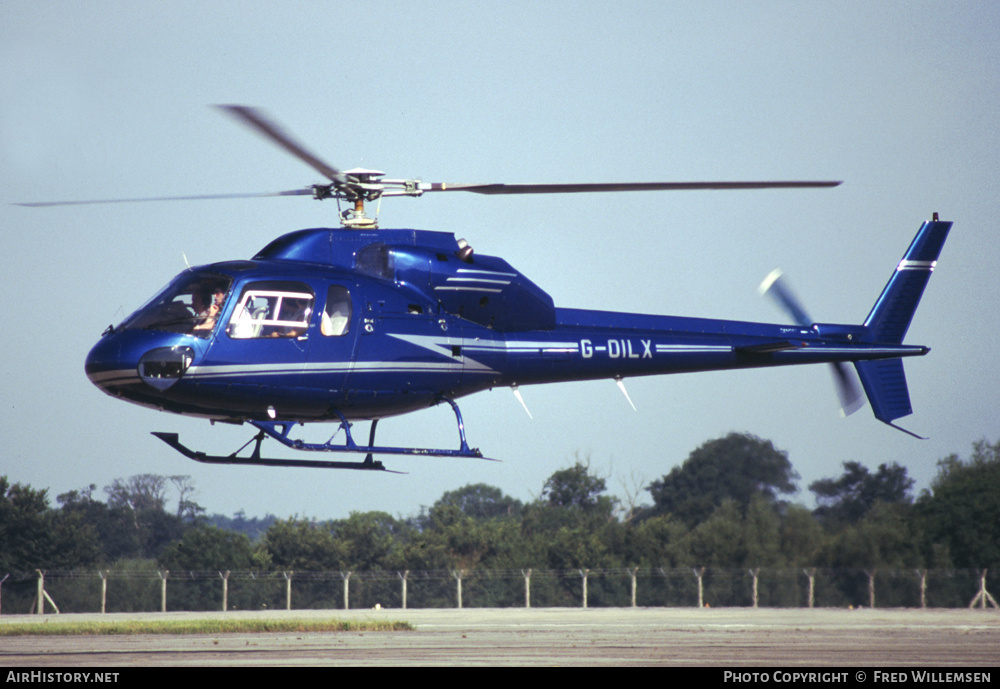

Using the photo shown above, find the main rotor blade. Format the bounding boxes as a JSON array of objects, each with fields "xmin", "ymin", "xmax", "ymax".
[
  {"xmin": 14, "ymin": 188, "xmax": 314, "ymax": 208},
  {"xmin": 424, "ymin": 180, "xmax": 841, "ymax": 195},
  {"xmin": 215, "ymin": 105, "xmax": 347, "ymax": 185}
]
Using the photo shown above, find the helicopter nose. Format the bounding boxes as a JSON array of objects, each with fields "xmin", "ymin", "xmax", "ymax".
[
  {"xmin": 85, "ymin": 334, "xmax": 132, "ymax": 392},
  {"xmin": 85, "ymin": 333, "xmax": 195, "ymax": 395}
]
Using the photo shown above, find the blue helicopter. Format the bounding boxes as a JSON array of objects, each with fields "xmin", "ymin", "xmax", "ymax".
[{"xmin": 27, "ymin": 107, "xmax": 951, "ymax": 471}]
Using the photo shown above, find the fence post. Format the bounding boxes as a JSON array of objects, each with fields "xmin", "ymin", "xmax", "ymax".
[
  {"xmin": 522, "ymin": 569, "xmax": 531, "ymax": 608},
  {"xmin": 804, "ymin": 568, "xmax": 816, "ymax": 608},
  {"xmin": 917, "ymin": 569, "xmax": 927, "ymax": 609},
  {"xmin": 693, "ymin": 567, "xmax": 705, "ymax": 608},
  {"xmin": 100, "ymin": 571, "xmax": 109, "ymax": 614},
  {"xmin": 341, "ymin": 571, "xmax": 351, "ymax": 610},
  {"xmin": 158, "ymin": 570, "xmax": 168, "ymax": 612},
  {"xmin": 969, "ymin": 569, "xmax": 999, "ymax": 609},
  {"xmin": 865, "ymin": 569, "xmax": 876, "ymax": 608},
  {"xmin": 749, "ymin": 568, "xmax": 760, "ymax": 608},
  {"xmin": 579, "ymin": 569, "xmax": 589, "ymax": 608},
  {"xmin": 0, "ymin": 573, "xmax": 7, "ymax": 615},
  {"xmin": 398, "ymin": 571, "xmax": 408, "ymax": 610},
  {"xmin": 629, "ymin": 568, "xmax": 637, "ymax": 608},
  {"xmin": 284, "ymin": 571, "xmax": 293, "ymax": 610},
  {"xmin": 452, "ymin": 570, "xmax": 464, "ymax": 609},
  {"xmin": 36, "ymin": 570, "xmax": 44, "ymax": 615},
  {"xmin": 221, "ymin": 571, "xmax": 230, "ymax": 612},
  {"xmin": 33, "ymin": 570, "xmax": 59, "ymax": 615}
]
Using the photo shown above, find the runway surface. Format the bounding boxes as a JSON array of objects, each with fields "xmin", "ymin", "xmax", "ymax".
[{"xmin": 2, "ymin": 607, "xmax": 998, "ymax": 666}]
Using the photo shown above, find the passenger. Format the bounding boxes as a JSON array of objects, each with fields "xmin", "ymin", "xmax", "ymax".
[
  {"xmin": 212, "ymin": 287, "xmax": 227, "ymax": 309},
  {"xmin": 279, "ymin": 297, "xmax": 311, "ymax": 337},
  {"xmin": 228, "ymin": 301, "xmax": 255, "ymax": 338},
  {"xmin": 322, "ymin": 307, "xmax": 349, "ymax": 336}
]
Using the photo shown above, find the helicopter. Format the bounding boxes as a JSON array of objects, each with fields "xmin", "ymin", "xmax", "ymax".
[{"xmin": 22, "ymin": 106, "xmax": 951, "ymax": 472}]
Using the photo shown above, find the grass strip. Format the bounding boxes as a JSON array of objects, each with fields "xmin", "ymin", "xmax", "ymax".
[{"xmin": 0, "ymin": 618, "xmax": 412, "ymax": 636}]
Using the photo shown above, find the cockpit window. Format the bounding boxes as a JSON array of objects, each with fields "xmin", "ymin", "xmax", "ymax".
[
  {"xmin": 119, "ymin": 273, "xmax": 232, "ymax": 339},
  {"xmin": 227, "ymin": 281, "xmax": 315, "ymax": 339},
  {"xmin": 321, "ymin": 285, "xmax": 352, "ymax": 336}
]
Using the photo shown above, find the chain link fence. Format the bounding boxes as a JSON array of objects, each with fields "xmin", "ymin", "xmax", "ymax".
[{"xmin": 2, "ymin": 567, "xmax": 997, "ymax": 614}]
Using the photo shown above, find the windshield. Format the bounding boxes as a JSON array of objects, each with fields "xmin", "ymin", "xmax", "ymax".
[{"xmin": 120, "ymin": 272, "xmax": 233, "ymax": 339}]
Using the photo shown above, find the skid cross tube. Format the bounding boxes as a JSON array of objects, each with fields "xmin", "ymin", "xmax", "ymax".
[{"xmin": 248, "ymin": 397, "xmax": 484, "ymax": 459}]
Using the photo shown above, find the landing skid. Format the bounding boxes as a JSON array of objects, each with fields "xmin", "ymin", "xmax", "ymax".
[{"xmin": 152, "ymin": 397, "xmax": 488, "ymax": 471}]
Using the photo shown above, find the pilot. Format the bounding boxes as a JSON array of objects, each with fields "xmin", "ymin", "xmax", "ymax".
[
  {"xmin": 191, "ymin": 291, "xmax": 207, "ymax": 315},
  {"xmin": 194, "ymin": 301, "xmax": 221, "ymax": 332}
]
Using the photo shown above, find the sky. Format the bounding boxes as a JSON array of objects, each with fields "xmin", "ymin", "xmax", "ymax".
[{"xmin": 2, "ymin": 1, "xmax": 998, "ymax": 522}]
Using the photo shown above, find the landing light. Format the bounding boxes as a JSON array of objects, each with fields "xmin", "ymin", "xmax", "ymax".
[{"xmin": 138, "ymin": 347, "xmax": 194, "ymax": 391}]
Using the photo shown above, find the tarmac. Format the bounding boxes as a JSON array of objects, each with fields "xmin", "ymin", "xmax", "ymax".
[{"xmin": 2, "ymin": 606, "xmax": 998, "ymax": 667}]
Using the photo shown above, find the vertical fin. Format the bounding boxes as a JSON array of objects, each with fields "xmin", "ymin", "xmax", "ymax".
[
  {"xmin": 863, "ymin": 218, "xmax": 951, "ymax": 344},
  {"xmin": 855, "ymin": 216, "xmax": 951, "ymax": 437},
  {"xmin": 854, "ymin": 358, "xmax": 912, "ymax": 423}
]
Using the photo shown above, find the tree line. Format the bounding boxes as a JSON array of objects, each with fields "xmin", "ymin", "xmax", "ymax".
[{"xmin": 1, "ymin": 434, "xmax": 998, "ymax": 612}]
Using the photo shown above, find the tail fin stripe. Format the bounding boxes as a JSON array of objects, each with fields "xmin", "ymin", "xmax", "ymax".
[{"xmin": 897, "ymin": 260, "xmax": 936, "ymax": 270}]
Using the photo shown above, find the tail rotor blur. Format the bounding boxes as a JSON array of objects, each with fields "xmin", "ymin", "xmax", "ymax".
[{"xmin": 759, "ymin": 269, "xmax": 864, "ymax": 417}]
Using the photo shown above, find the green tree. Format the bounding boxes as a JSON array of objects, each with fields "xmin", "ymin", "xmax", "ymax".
[
  {"xmin": 681, "ymin": 498, "xmax": 786, "ymax": 569},
  {"xmin": 779, "ymin": 504, "xmax": 826, "ymax": 568},
  {"xmin": 820, "ymin": 503, "xmax": 923, "ymax": 570},
  {"xmin": 522, "ymin": 461, "xmax": 618, "ymax": 539},
  {"xmin": 0, "ymin": 477, "xmax": 100, "ymax": 573},
  {"xmin": 104, "ymin": 474, "xmax": 169, "ymax": 513},
  {"xmin": 810, "ymin": 461, "xmax": 914, "ymax": 527},
  {"xmin": 917, "ymin": 439, "xmax": 1000, "ymax": 569},
  {"xmin": 541, "ymin": 461, "xmax": 615, "ymax": 515},
  {"xmin": 57, "ymin": 485, "xmax": 132, "ymax": 564},
  {"xmin": 260, "ymin": 518, "xmax": 344, "ymax": 571},
  {"xmin": 518, "ymin": 463, "xmax": 626, "ymax": 605},
  {"xmin": 258, "ymin": 518, "xmax": 349, "ymax": 609},
  {"xmin": 411, "ymin": 503, "xmax": 523, "ymax": 570},
  {"xmin": 159, "ymin": 525, "xmax": 261, "ymax": 571},
  {"xmin": 159, "ymin": 525, "xmax": 264, "ymax": 611},
  {"xmin": 646, "ymin": 433, "xmax": 799, "ymax": 527},
  {"xmin": 623, "ymin": 514, "xmax": 690, "ymax": 568},
  {"xmin": 0, "ymin": 477, "xmax": 54, "ymax": 573},
  {"xmin": 95, "ymin": 474, "xmax": 195, "ymax": 560},
  {"xmin": 741, "ymin": 494, "xmax": 784, "ymax": 568},
  {"xmin": 207, "ymin": 510, "xmax": 278, "ymax": 540},
  {"xmin": 817, "ymin": 502, "xmax": 924, "ymax": 607},
  {"xmin": 427, "ymin": 483, "xmax": 523, "ymax": 521},
  {"xmin": 330, "ymin": 511, "xmax": 410, "ymax": 571}
]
